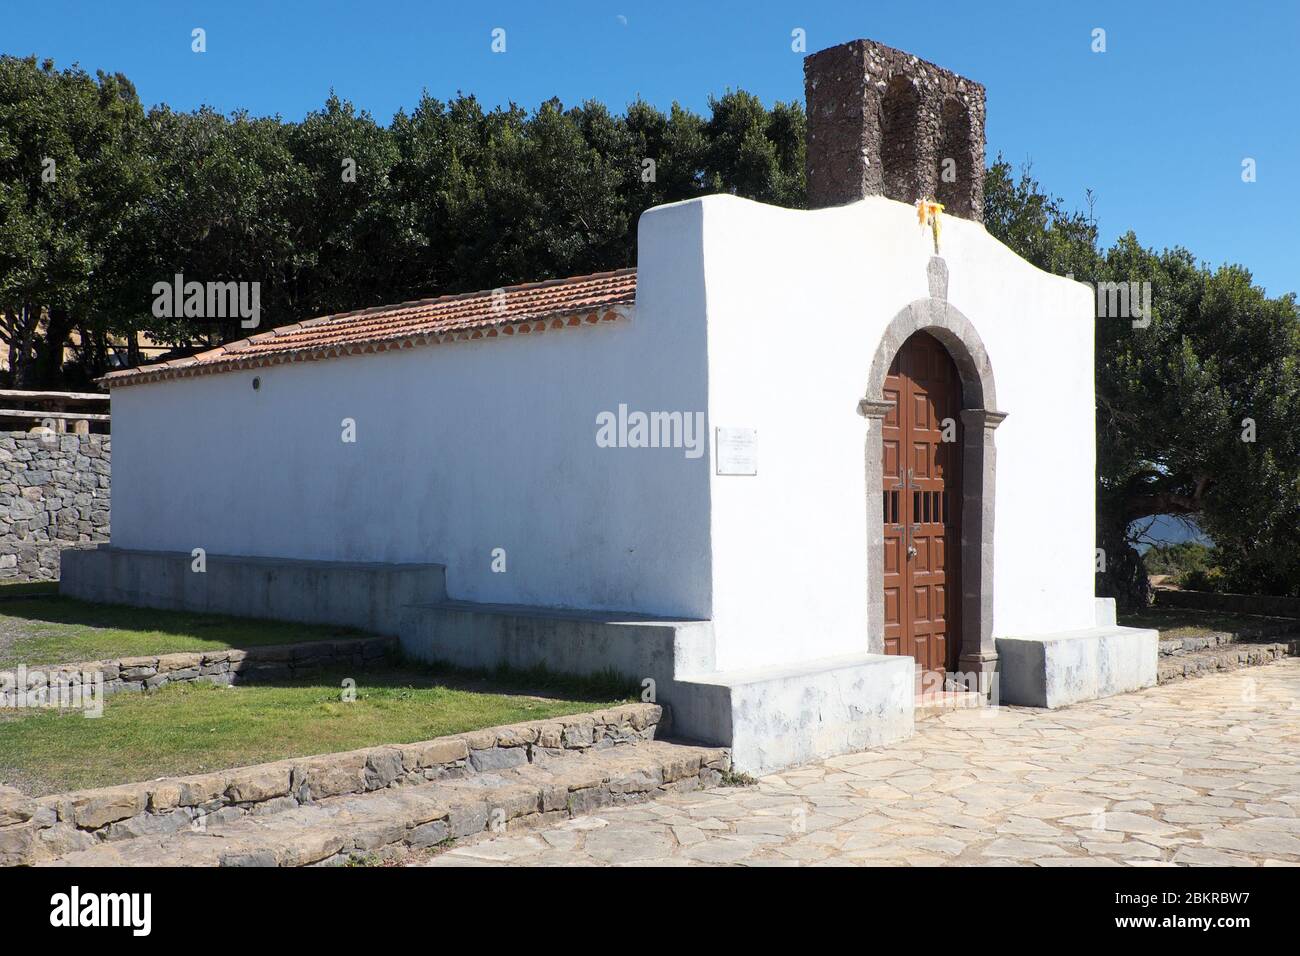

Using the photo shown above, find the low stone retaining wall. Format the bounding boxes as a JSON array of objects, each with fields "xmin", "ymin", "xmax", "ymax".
[
  {"xmin": 5, "ymin": 635, "xmax": 396, "ymax": 700},
  {"xmin": 1149, "ymin": 607, "xmax": 1300, "ymax": 684},
  {"xmin": 1158, "ymin": 619, "xmax": 1298, "ymax": 656},
  {"xmin": 1157, "ymin": 639, "xmax": 1300, "ymax": 684},
  {"xmin": 1154, "ymin": 588, "xmax": 1300, "ymax": 620},
  {"xmin": 0, "ymin": 703, "xmax": 666, "ymax": 865}
]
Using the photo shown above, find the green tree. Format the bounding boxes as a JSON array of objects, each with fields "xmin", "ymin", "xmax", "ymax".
[
  {"xmin": 1142, "ymin": 541, "xmax": 1213, "ymax": 578},
  {"xmin": 704, "ymin": 91, "xmax": 805, "ymax": 208},
  {"xmin": 123, "ymin": 107, "xmax": 305, "ymax": 350},
  {"xmin": 2, "ymin": 62, "xmax": 810, "ymax": 382},
  {"xmin": 387, "ymin": 91, "xmax": 805, "ymax": 296},
  {"xmin": 984, "ymin": 159, "xmax": 1300, "ymax": 604},
  {"xmin": 285, "ymin": 94, "xmax": 405, "ymax": 316},
  {"xmin": 9, "ymin": 59, "xmax": 1297, "ymax": 610},
  {"xmin": 0, "ymin": 55, "xmax": 148, "ymax": 386},
  {"xmin": 982, "ymin": 157, "xmax": 1099, "ymax": 279}
]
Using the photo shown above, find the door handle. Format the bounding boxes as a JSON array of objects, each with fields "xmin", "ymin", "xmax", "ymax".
[{"xmin": 903, "ymin": 468, "xmax": 915, "ymax": 559}]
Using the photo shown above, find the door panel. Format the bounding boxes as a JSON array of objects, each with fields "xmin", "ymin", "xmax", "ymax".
[
  {"xmin": 881, "ymin": 378, "xmax": 906, "ymax": 660},
  {"xmin": 881, "ymin": 332, "xmax": 962, "ymax": 682}
]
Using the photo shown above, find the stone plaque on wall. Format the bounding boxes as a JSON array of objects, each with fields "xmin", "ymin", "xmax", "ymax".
[{"xmin": 715, "ymin": 427, "xmax": 757, "ymax": 476}]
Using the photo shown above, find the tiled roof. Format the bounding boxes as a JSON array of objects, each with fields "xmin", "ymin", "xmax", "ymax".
[{"xmin": 102, "ymin": 268, "xmax": 637, "ymax": 388}]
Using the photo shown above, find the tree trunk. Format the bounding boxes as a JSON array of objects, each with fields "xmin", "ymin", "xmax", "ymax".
[
  {"xmin": 1123, "ymin": 476, "xmax": 1212, "ymax": 524},
  {"xmin": 11, "ymin": 303, "xmax": 41, "ymax": 388},
  {"xmin": 32, "ymin": 307, "xmax": 75, "ymax": 389}
]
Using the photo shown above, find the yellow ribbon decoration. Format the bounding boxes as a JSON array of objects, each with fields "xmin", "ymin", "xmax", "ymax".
[{"xmin": 916, "ymin": 199, "xmax": 944, "ymax": 254}]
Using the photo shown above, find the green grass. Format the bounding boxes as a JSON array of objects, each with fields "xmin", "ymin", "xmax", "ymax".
[
  {"xmin": 0, "ymin": 595, "xmax": 370, "ymax": 669},
  {"xmin": 0, "ymin": 593, "xmax": 638, "ymax": 797},
  {"xmin": 1118, "ymin": 606, "xmax": 1291, "ymax": 639},
  {"xmin": 0, "ymin": 665, "xmax": 632, "ymax": 796}
]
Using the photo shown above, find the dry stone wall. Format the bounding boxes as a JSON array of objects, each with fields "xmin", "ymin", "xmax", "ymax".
[
  {"xmin": 0, "ymin": 432, "xmax": 110, "ymax": 581},
  {"xmin": 1154, "ymin": 588, "xmax": 1300, "ymax": 619},
  {"xmin": 9, "ymin": 636, "xmax": 396, "ymax": 700},
  {"xmin": 0, "ymin": 703, "xmax": 708, "ymax": 865}
]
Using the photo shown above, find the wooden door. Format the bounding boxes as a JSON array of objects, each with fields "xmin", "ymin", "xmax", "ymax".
[{"xmin": 881, "ymin": 332, "xmax": 962, "ymax": 682}]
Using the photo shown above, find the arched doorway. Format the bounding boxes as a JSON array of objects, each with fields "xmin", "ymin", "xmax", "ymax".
[
  {"xmin": 859, "ymin": 291, "xmax": 1006, "ymax": 694},
  {"xmin": 881, "ymin": 331, "xmax": 962, "ymax": 682}
]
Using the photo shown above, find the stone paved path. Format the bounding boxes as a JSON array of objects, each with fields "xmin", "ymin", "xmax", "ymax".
[{"xmin": 418, "ymin": 660, "xmax": 1300, "ymax": 867}]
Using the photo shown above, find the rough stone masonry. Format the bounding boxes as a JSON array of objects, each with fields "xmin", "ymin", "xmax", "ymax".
[
  {"xmin": 804, "ymin": 38, "xmax": 987, "ymax": 219},
  {"xmin": 0, "ymin": 702, "xmax": 727, "ymax": 865},
  {"xmin": 0, "ymin": 432, "xmax": 110, "ymax": 581}
]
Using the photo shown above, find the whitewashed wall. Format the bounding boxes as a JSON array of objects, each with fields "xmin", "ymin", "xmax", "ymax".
[
  {"xmin": 110, "ymin": 192, "xmax": 1097, "ymax": 675},
  {"xmin": 109, "ymin": 200, "xmax": 714, "ymax": 618},
  {"xmin": 698, "ymin": 194, "xmax": 1096, "ymax": 671}
]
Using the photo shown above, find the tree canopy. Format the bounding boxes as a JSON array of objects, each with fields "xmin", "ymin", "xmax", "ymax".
[
  {"xmin": 983, "ymin": 160, "xmax": 1300, "ymax": 602},
  {"xmin": 2, "ymin": 54, "xmax": 1297, "ymax": 600},
  {"xmin": 0, "ymin": 55, "xmax": 805, "ymax": 380}
]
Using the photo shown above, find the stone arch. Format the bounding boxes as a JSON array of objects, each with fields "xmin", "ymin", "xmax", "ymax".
[
  {"xmin": 864, "ymin": 296, "xmax": 997, "ymax": 411},
  {"xmin": 879, "ymin": 76, "xmax": 922, "ymax": 205},
  {"xmin": 935, "ymin": 98, "xmax": 975, "ymax": 217},
  {"xmin": 858, "ymin": 293, "xmax": 1006, "ymax": 690}
]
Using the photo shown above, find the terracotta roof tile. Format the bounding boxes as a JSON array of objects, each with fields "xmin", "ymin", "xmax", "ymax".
[{"xmin": 103, "ymin": 268, "xmax": 637, "ymax": 388}]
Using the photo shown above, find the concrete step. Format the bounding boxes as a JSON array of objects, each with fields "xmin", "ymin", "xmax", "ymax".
[
  {"xmin": 62, "ymin": 546, "xmax": 446, "ymax": 638},
  {"xmin": 672, "ymin": 653, "xmax": 914, "ymax": 775},
  {"xmin": 400, "ymin": 600, "xmax": 916, "ymax": 776},
  {"xmin": 399, "ymin": 599, "xmax": 716, "ymax": 698},
  {"xmin": 38, "ymin": 740, "xmax": 728, "ymax": 867},
  {"xmin": 996, "ymin": 625, "xmax": 1159, "ymax": 709},
  {"xmin": 914, "ymin": 689, "xmax": 986, "ymax": 722},
  {"xmin": 1157, "ymin": 638, "xmax": 1299, "ymax": 684}
]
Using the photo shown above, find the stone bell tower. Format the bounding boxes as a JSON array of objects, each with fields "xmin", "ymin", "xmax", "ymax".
[{"xmin": 804, "ymin": 39, "xmax": 986, "ymax": 221}]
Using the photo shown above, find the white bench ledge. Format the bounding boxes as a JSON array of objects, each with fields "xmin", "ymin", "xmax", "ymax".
[{"xmin": 997, "ymin": 625, "xmax": 1158, "ymax": 709}]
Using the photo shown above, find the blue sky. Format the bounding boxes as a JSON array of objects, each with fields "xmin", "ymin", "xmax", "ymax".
[{"xmin": 4, "ymin": 1, "xmax": 1297, "ymax": 297}]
